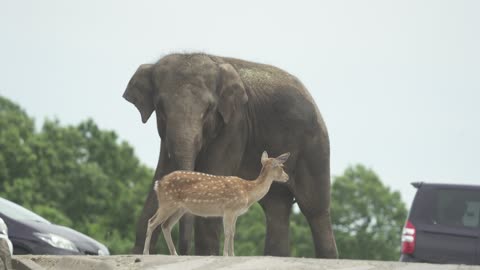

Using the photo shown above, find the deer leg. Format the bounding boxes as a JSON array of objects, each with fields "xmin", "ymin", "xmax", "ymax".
[
  {"xmin": 222, "ymin": 213, "xmax": 236, "ymax": 256},
  {"xmin": 144, "ymin": 206, "xmax": 177, "ymax": 255},
  {"xmin": 134, "ymin": 189, "xmax": 159, "ymax": 254},
  {"xmin": 229, "ymin": 215, "xmax": 238, "ymax": 256},
  {"xmin": 161, "ymin": 209, "xmax": 186, "ymax": 256}
]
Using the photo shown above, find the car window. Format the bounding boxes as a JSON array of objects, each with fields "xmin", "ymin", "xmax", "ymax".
[
  {"xmin": 434, "ymin": 189, "xmax": 480, "ymax": 228},
  {"xmin": 0, "ymin": 197, "xmax": 50, "ymax": 223}
]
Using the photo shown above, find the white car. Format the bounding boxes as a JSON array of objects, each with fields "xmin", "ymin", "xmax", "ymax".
[{"xmin": 0, "ymin": 217, "xmax": 13, "ymax": 255}]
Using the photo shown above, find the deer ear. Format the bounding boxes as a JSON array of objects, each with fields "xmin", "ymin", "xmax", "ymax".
[
  {"xmin": 275, "ymin": 152, "xmax": 290, "ymax": 165},
  {"xmin": 123, "ymin": 64, "xmax": 155, "ymax": 123},
  {"xmin": 261, "ymin": 151, "xmax": 269, "ymax": 166},
  {"xmin": 217, "ymin": 63, "xmax": 248, "ymax": 124}
]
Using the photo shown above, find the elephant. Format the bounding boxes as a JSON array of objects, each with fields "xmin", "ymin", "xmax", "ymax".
[{"xmin": 123, "ymin": 53, "xmax": 338, "ymax": 258}]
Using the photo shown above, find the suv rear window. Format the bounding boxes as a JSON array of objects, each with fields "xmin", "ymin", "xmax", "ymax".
[
  {"xmin": 433, "ymin": 189, "xmax": 480, "ymax": 228},
  {"xmin": 411, "ymin": 186, "xmax": 480, "ymax": 229}
]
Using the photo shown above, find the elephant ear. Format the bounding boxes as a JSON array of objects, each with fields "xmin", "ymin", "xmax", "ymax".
[
  {"xmin": 123, "ymin": 64, "xmax": 155, "ymax": 123},
  {"xmin": 217, "ymin": 63, "xmax": 248, "ymax": 124}
]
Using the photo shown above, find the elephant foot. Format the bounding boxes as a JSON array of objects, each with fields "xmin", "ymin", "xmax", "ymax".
[{"xmin": 131, "ymin": 245, "xmax": 145, "ymax": 255}]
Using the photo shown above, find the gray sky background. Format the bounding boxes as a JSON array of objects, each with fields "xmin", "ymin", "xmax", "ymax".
[{"xmin": 1, "ymin": 0, "xmax": 479, "ymax": 206}]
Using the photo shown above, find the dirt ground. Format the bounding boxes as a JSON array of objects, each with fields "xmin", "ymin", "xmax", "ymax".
[{"xmin": 12, "ymin": 255, "xmax": 480, "ymax": 270}]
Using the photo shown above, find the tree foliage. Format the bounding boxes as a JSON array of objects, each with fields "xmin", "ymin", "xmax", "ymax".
[
  {"xmin": 331, "ymin": 165, "xmax": 407, "ymax": 260},
  {"xmin": 0, "ymin": 96, "xmax": 153, "ymax": 254}
]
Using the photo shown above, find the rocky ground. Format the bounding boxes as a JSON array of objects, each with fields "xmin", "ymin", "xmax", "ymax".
[
  {"xmin": 10, "ymin": 255, "xmax": 480, "ymax": 270},
  {"xmin": 0, "ymin": 240, "xmax": 12, "ymax": 270}
]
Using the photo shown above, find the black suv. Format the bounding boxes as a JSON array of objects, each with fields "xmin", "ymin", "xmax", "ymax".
[{"xmin": 400, "ymin": 182, "xmax": 480, "ymax": 265}]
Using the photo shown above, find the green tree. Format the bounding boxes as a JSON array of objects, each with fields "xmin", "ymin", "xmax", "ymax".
[
  {"xmin": 0, "ymin": 95, "xmax": 154, "ymax": 254},
  {"xmin": 331, "ymin": 165, "xmax": 407, "ymax": 260},
  {"xmin": 0, "ymin": 96, "xmax": 36, "ymax": 190}
]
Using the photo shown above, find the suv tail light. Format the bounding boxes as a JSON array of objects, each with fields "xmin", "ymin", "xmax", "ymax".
[{"xmin": 401, "ymin": 220, "xmax": 416, "ymax": 254}]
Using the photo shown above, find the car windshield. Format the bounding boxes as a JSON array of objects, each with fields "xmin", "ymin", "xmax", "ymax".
[{"xmin": 0, "ymin": 197, "xmax": 50, "ymax": 223}]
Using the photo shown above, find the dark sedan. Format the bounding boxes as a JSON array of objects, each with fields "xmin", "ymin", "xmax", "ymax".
[{"xmin": 0, "ymin": 197, "xmax": 109, "ymax": 255}]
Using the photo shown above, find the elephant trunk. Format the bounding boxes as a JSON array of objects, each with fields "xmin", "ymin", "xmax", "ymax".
[
  {"xmin": 165, "ymin": 121, "xmax": 201, "ymax": 255},
  {"xmin": 166, "ymin": 122, "xmax": 202, "ymax": 171}
]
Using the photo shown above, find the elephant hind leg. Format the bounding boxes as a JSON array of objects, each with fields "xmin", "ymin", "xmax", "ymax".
[
  {"xmin": 194, "ymin": 217, "xmax": 222, "ymax": 255},
  {"xmin": 294, "ymin": 158, "xmax": 338, "ymax": 258},
  {"xmin": 300, "ymin": 208, "xmax": 338, "ymax": 258}
]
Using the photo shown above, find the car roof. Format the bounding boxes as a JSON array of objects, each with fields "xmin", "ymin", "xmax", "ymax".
[{"xmin": 411, "ymin": 182, "xmax": 480, "ymax": 190}]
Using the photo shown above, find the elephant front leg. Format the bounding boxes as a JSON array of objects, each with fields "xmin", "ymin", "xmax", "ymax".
[
  {"xmin": 192, "ymin": 131, "xmax": 247, "ymax": 255},
  {"xmin": 194, "ymin": 217, "xmax": 222, "ymax": 255},
  {"xmin": 132, "ymin": 189, "xmax": 160, "ymax": 254},
  {"xmin": 132, "ymin": 141, "xmax": 175, "ymax": 254},
  {"xmin": 260, "ymin": 185, "xmax": 294, "ymax": 257},
  {"xmin": 178, "ymin": 214, "xmax": 194, "ymax": 255}
]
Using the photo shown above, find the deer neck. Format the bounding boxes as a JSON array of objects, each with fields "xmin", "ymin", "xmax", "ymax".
[{"xmin": 248, "ymin": 166, "xmax": 276, "ymax": 203}]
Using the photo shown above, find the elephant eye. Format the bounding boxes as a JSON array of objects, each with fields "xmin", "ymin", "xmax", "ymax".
[
  {"xmin": 156, "ymin": 112, "xmax": 166, "ymax": 140},
  {"xmin": 155, "ymin": 104, "xmax": 167, "ymax": 129},
  {"xmin": 203, "ymin": 104, "xmax": 213, "ymax": 120},
  {"xmin": 155, "ymin": 99, "xmax": 167, "ymax": 117},
  {"xmin": 158, "ymin": 111, "xmax": 166, "ymax": 121}
]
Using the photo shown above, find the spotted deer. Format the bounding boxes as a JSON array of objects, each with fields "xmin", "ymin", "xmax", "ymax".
[{"xmin": 143, "ymin": 151, "xmax": 290, "ymax": 256}]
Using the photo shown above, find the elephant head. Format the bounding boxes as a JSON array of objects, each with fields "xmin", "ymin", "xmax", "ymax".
[{"xmin": 123, "ymin": 54, "xmax": 248, "ymax": 171}]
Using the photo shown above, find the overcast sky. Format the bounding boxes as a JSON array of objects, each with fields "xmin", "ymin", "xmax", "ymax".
[{"xmin": 1, "ymin": 0, "xmax": 479, "ymax": 206}]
